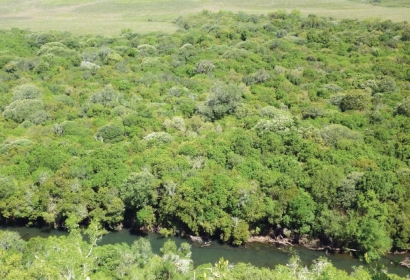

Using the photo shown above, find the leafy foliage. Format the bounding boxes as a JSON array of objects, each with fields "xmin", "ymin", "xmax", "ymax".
[{"xmin": 0, "ymin": 10, "xmax": 409, "ymax": 264}]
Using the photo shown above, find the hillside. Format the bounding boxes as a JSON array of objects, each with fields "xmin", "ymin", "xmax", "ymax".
[{"xmin": 0, "ymin": 10, "xmax": 410, "ymax": 268}]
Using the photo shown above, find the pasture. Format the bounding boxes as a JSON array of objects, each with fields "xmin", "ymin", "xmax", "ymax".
[{"xmin": 0, "ymin": 0, "xmax": 409, "ymax": 35}]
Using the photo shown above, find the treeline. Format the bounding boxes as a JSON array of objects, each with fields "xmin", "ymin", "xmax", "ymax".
[
  {"xmin": 0, "ymin": 10, "xmax": 410, "ymax": 262},
  {"xmin": 0, "ymin": 225, "xmax": 405, "ymax": 280}
]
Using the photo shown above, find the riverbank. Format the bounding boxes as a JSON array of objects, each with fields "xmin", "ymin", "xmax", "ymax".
[
  {"xmin": 1, "ymin": 226, "xmax": 409, "ymax": 277},
  {"xmin": 246, "ymin": 234, "xmax": 410, "ymax": 271}
]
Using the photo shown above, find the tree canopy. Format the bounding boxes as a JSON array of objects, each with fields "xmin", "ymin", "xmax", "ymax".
[{"xmin": 0, "ymin": 10, "xmax": 409, "ymax": 264}]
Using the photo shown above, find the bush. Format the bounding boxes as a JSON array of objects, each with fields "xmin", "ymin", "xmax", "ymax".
[
  {"xmin": 163, "ymin": 116, "xmax": 186, "ymax": 132},
  {"xmin": 95, "ymin": 124, "xmax": 125, "ymax": 143},
  {"xmin": 137, "ymin": 44, "xmax": 157, "ymax": 57},
  {"xmin": 2, "ymin": 99, "xmax": 45, "ymax": 123},
  {"xmin": 91, "ymin": 84, "xmax": 121, "ymax": 108},
  {"xmin": 80, "ymin": 61, "xmax": 100, "ymax": 71},
  {"xmin": 38, "ymin": 42, "xmax": 78, "ymax": 57},
  {"xmin": 336, "ymin": 172, "xmax": 363, "ymax": 208},
  {"xmin": 33, "ymin": 60, "xmax": 50, "ymax": 74},
  {"xmin": 141, "ymin": 57, "xmax": 162, "ymax": 71},
  {"xmin": 197, "ymin": 83, "xmax": 243, "ymax": 121},
  {"xmin": 28, "ymin": 32, "xmax": 56, "ymax": 47},
  {"xmin": 13, "ymin": 84, "xmax": 41, "ymax": 101},
  {"xmin": 143, "ymin": 132, "xmax": 173, "ymax": 143},
  {"xmin": 302, "ymin": 107, "xmax": 324, "ymax": 119},
  {"xmin": 0, "ymin": 53, "xmax": 16, "ymax": 69},
  {"xmin": 378, "ymin": 77, "xmax": 398, "ymax": 93},
  {"xmin": 340, "ymin": 91, "xmax": 370, "ymax": 112},
  {"xmin": 194, "ymin": 60, "xmax": 215, "ymax": 74},
  {"xmin": 54, "ymin": 95, "xmax": 75, "ymax": 107},
  {"xmin": 30, "ymin": 110, "xmax": 49, "ymax": 124},
  {"xmin": 320, "ymin": 124, "xmax": 363, "ymax": 146},
  {"xmin": 0, "ymin": 139, "xmax": 33, "ymax": 154},
  {"xmin": 284, "ymin": 191, "xmax": 316, "ymax": 234},
  {"xmin": 396, "ymin": 97, "xmax": 410, "ymax": 117},
  {"xmin": 254, "ymin": 117, "xmax": 294, "ymax": 135},
  {"xmin": 0, "ymin": 231, "xmax": 25, "ymax": 252},
  {"xmin": 60, "ymin": 121, "xmax": 93, "ymax": 137},
  {"xmin": 243, "ymin": 69, "xmax": 270, "ymax": 85},
  {"xmin": 276, "ymin": 29, "xmax": 288, "ymax": 38}
]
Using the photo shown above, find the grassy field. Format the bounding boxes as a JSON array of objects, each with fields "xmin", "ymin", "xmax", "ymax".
[{"xmin": 0, "ymin": 0, "xmax": 409, "ymax": 35}]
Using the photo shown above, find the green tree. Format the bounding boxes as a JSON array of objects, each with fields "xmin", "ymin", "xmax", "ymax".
[
  {"xmin": 340, "ymin": 91, "xmax": 370, "ymax": 112},
  {"xmin": 95, "ymin": 123, "xmax": 125, "ymax": 143},
  {"xmin": 357, "ymin": 218, "xmax": 392, "ymax": 262},
  {"xmin": 2, "ymin": 99, "xmax": 45, "ymax": 123},
  {"xmin": 197, "ymin": 82, "xmax": 243, "ymax": 120},
  {"xmin": 283, "ymin": 190, "xmax": 316, "ymax": 234},
  {"xmin": 12, "ymin": 84, "xmax": 41, "ymax": 101},
  {"xmin": 137, "ymin": 205, "xmax": 156, "ymax": 229},
  {"xmin": 120, "ymin": 172, "xmax": 158, "ymax": 210},
  {"xmin": 0, "ymin": 231, "xmax": 25, "ymax": 252}
]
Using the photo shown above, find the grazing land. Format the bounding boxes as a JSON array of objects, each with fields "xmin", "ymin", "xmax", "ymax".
[{"xmin": 0, "ymin": 0, "xmax": 409, "ymax": 35}]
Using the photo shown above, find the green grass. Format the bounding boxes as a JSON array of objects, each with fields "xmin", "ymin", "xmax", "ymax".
[
  {"xmin": 0, "ymin": 0, "xmax": 409, "ymax": 35},
  {"xmin": 379, "ymin": 0, "xmax": 410, "ymax": 7}
]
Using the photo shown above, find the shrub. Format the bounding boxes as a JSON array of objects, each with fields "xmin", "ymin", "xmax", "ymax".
[
  {"xmin": 30, "ymin": 110, "xmax": 49, "ymax": 124},
  {"xmin": 194, "ymin": 60, "xmax": 215, "ymax": 74},
  {"xmin": 33, "ymin": 60, "xmax": 50, "ymax": 74},
  {"xmin": 0, "ymin": 231, "xmax": 25, "ymax": 252},
  {"xmin": 28, "ymin": 32, "xmax": 56, "ymax": 47},
  {"xmin": 91, "ymin": 84, "xmax": 121, "ymax": 108},
  {"xmin": 377, "ymin": 77, "xmax": 398, "ymax": 93},
  {"xmin": 320, "ymin": 124, "xmax": 363, "ymax": 146},
  {"xmin": 276, "ymin": 29, "xmax": 288, "ymax": 38},
  {"xmin": 336, "ymin": 172, "xmax": 363, "ymax": 209},
  {"xmin": 0, "ymin": 53, "xmax": 16, "ymax": 69},
  {"xmin": 254, "ymin": 117, "xmax": 294, "ymax": 135},
  {"xmin": 0, "ymin": 139, "xmax": 33, "ymax": 154},
  {"xmin": 2, "ymin": 99, "xmax": 45, "ymax": 123},
  {"xmin": 259, "ymin": 106, "xmax": 287, "ymax": 118},
  {"xmin": 54, "ymin": 95, "xmax": 75, "ymax": 107},
  {"xmin": 396, "ymin": 97, "xmax": 410, "ymax": 117},
  {"xmin": 197, "ymin": 83, "xmax": 243, "ymax": 121},
  {"xmin": 104, "ymin": 52, "xmax": 123, "ymax": 65},
  {"xmin": 163, "ymin": 116, "xmax": 186, "ymax": 132},
  {"xmin": 81, "ymin": 48, "xmax": 99, "ymax": 62},
  {"xmin": 80, "ymin": 61, "xmax": 100, "ymax": 71},
  {"xmin": 95, "ymin": 124, "xmax": 125, "ymax": 143},
  {"xmin": 339, "ymin": 91, "xmax": 370, "ymax": 112},
  {"xmin": 168, "ymin": 86, "xmax": 188, "ymax": 97},
  {"xmin": 302, "ymin": 107, "xmax": 324, "ymax": 119},
  {"xmin": 38, "ymin": 42, "xmax": 77, "ymax": 57},
  {"xmin": 143, "ymin": 132, "xmax": 173, "ymax": 143},
  {"xmin": 243, "ymin": 69, "xmax": 270, "ymax": 85},
  {"xmin": 137, "ymin": 44, "xmax": 157, "ymax": 57},
  {"xmin": 59, "ymin": 121, "xmax": 93, "ymax": 137},
  {"xmin": 141, "ymin": 57, "xmax": 162, "ymax": 71},
  {"xmin": 13, "ymin": 84, "xmax": 41, "ymax": 101},
  {"xmin": 402, "ymin": 28, "xmax": 410, "ymax": 41}
]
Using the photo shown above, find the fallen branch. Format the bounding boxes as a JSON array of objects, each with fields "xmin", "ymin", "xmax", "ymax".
[
  {"xmin": 400, "ymin": 257, "xmax": 410, "ymax": 268},
  {"xmin": 247, "ymin": 235, "xmax": 294, "ymax": 246}
]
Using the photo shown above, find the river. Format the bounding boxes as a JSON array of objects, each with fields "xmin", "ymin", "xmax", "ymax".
[{"xmin": 1, "ymin": 226, "xmax": 409, "ymax": 277}]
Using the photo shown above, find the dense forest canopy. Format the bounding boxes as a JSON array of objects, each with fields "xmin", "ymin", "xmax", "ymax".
[{"xmin": 0, "ymin": 9, "xmax": 410, "ymax": 273}]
